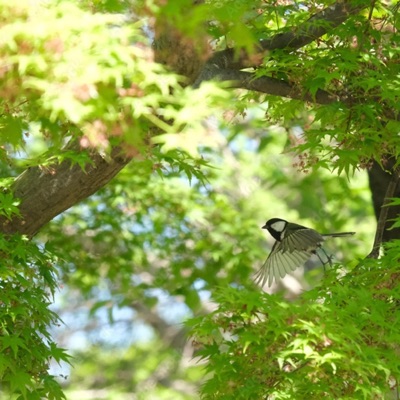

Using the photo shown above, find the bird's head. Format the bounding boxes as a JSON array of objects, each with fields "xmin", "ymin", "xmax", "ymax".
[{"xmin": 262, "ymin": 218, "xmax": 288, "ymax": 241}]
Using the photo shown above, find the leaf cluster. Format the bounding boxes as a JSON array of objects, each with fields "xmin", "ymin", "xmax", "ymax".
[
  {"xmin": 190, "ymin": 250, "xmax": 400, "ymax": 399},
  {"xmin": 0, "ymin": 234, "xmax": 70, "ymax": 399},
  {"xmin": 0, "ymin": 0, "xmax": 232, "ymax": 182}
]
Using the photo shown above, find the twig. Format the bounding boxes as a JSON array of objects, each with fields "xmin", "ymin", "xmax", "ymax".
[
  {"xmin": 367, "ymin": 0, "xmax": 377, "ymax": 23},
  {"xmin": 367, "ymin": 166, "xmax": 400, "ymax": 258}
]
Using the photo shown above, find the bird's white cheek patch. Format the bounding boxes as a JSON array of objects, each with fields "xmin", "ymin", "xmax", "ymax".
[{"xmin": 271, "ymin": 221, "xmax": 286, "ymax": 233}]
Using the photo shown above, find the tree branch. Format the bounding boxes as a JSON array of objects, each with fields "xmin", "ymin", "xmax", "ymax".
[
  {"xmin": 259, "ymin": 1, "xmax": 366, "ymax": 52},
  {"xmin": 196, "ymin": 67, "xmax": 338, "ymax": 104},
  {"xmin": 0, "ymin": 146, "xmax": 131, "ymax": 237},
  {"xmin": 198, "ymin": 1, "xmax": 367, "ymax": 81}
]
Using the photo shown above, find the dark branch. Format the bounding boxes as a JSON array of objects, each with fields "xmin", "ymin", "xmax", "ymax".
[
  {"xmin": 198, "ymin": 67, "xmax": 337, "ymax": 104},
  {"xmin": 259, "ymin": 1, "xmax": 365, "ymax": 52},
  {"xmin": 368, "ymin": 164, "xmax": 400, "ymax": 258},
  {"xmin": 368, "ymin": 159, "xmax": 400, "ymax": 245}
]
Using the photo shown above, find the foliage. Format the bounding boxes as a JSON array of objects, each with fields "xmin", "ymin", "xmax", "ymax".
[
  {"xmin": 42, "ymin": 130, "xmax": 373, "ymax": 398},
  {"xmin": 0, "ymin": 177, "xmax": 69, "ymax": 398},
  {"xmin": 0, "ymin": 232, "xmax": 70, "ymax": 399},
  {"xmin": 0, "ymin": 0, "xmax": 399, "ymax": 399},
  {"xmin": 0, "ymin": 0, "xmax": 230, "ymax": 177},
  {"xmin": 190, "ymin": 250, "xmax": 400, "ymax": 399}
]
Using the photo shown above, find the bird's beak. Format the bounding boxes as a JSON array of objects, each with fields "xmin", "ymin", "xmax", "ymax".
[{"xmin": 261, "ymin": 223, "xmax": 268, "ymax": 229}]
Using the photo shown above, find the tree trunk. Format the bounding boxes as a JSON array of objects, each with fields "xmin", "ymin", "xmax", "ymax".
[{"xmin": 368, "ymin": 160, "xmax": 400, "ymax": 243}]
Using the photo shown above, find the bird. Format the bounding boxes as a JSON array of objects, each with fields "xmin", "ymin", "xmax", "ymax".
[{"xmin": 254, "ymin": 218, "xmax": 355, "ymax": 287}]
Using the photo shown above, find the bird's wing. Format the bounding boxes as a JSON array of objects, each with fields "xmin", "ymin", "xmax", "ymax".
[
  {"xmin": 280, "ymin": 228, "xmax": 324, "ymax": 252},
  {"xmin": 254, "ymin": 240, "xmax": 314, "ymax": 287}
]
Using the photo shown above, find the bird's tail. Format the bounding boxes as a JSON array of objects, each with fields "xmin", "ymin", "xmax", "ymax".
[{"xmin": 322, "ymin": 232, "xmax": 355, "ymax": 238}]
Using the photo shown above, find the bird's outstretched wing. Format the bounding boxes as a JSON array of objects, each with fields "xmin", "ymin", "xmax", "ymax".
[
  {"xmin": 255, "ymin": 228, "xmax": 324, "ymax": 287},
  {"xmin": 254, "ymin": 242, "xmax": 313, "ymax": 287}
]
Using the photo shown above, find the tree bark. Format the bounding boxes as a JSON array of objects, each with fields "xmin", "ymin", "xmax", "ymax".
[
  {"xmin": 368, "ymin": 160, "xmax": 400, "ymax": 243},
  {"xmin": 0, "ymin": 146, "xmax": 131, "ymax": 237}
]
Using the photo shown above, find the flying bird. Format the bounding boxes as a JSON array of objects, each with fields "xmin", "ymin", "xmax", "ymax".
[{"xmin": 254, "ymin": 218, "xmax": 355, "ymax": 287}]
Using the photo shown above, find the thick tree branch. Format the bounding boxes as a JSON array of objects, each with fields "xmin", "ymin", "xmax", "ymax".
[
  {"xmin": 0, "ymin": 146, "xmax": 131, "ymax": 237},
  {"xmin": 200, "ymin": 67, "xmax": 337, "ymax": 104}
]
